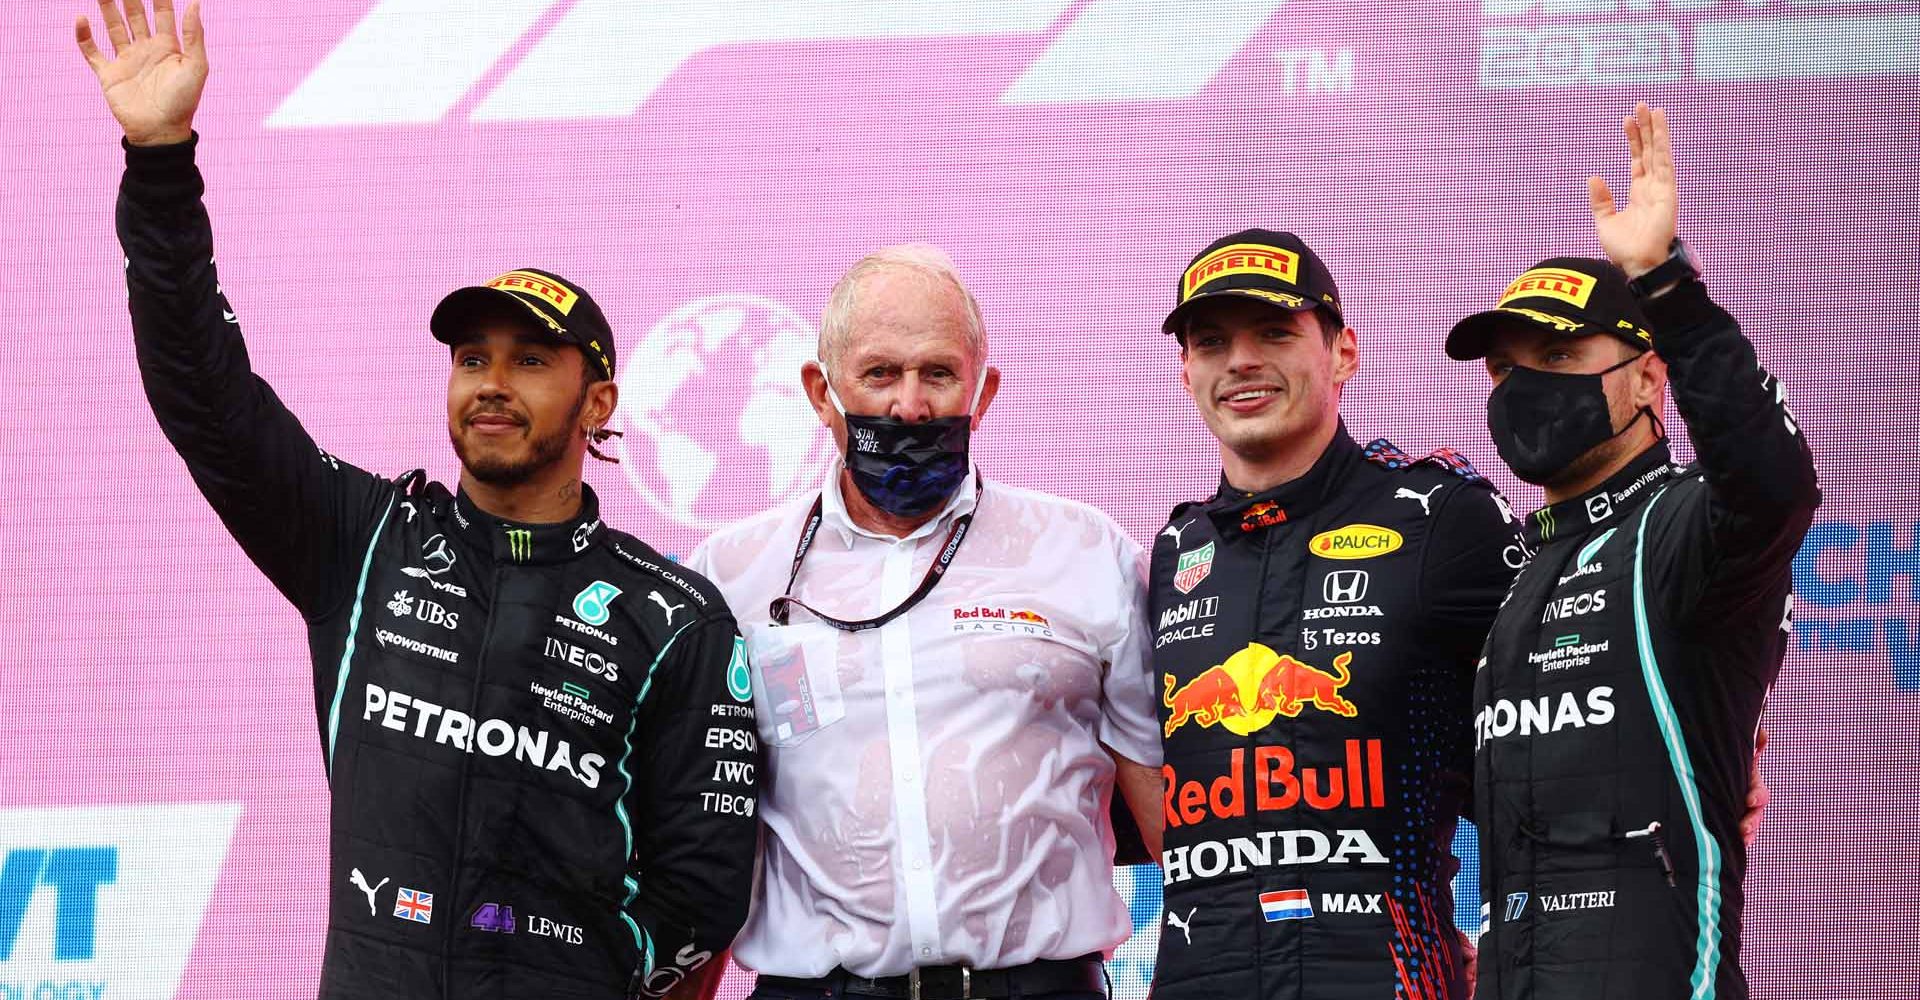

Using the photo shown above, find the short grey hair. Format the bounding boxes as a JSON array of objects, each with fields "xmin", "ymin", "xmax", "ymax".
[{"xmin": 817, "ymin": 243, "xmax": 988, "ymax": 378}]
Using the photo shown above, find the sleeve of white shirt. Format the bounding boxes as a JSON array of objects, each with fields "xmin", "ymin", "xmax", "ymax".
[
  {"xmin": 1098, "ymin": 525, "xmax": 1164, "ymax": 767},
  {"xmin": 683, "ymin": 535, "xmax": 715, "ymax": 579}
]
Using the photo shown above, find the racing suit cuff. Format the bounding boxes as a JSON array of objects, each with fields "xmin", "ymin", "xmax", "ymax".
[
  {"xmin": 121, "ymin": 131, "xmax": 204, "ymax": 204},
  {"xmin": 1639, "ymin": 277, "xmax": 1717, "ymax": 348}
]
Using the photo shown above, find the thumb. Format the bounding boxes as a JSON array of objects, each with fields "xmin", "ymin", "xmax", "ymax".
[
  {"xmin": 1587, "ymin": 175, "xmax": 1616, "ymax": 221},
  {"xmin": 183, "ymin": 2, "xmax": 207, "ymax": 65}
]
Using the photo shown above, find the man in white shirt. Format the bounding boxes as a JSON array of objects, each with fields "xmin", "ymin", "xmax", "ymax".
[{"xmin": 686, "ymin": 245, "xmax": 1164, "ymax": 1000}]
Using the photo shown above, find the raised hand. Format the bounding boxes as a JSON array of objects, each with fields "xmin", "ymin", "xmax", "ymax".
[
  {"xmin": 1588, "ymin": 102, "xmax": 1677, "ymax": 278},
  {"xmin": 75, "ymin": 0, "xmax": 207, "ymax": 147}
]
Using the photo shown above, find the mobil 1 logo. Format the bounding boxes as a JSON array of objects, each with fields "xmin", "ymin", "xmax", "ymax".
[{"xmin": 1157, "ymin": 596, "xmax": 1221, "ymax": 648}]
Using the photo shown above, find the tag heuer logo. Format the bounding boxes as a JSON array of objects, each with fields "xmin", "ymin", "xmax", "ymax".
[{"xmin": 1173, "ymin": 542, "xmax": 1216, "ymax": 594}]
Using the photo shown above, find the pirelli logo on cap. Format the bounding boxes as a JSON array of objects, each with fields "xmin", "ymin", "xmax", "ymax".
[
  {"xmin": 1183, "ymin": 244, "xmax": 1300, "ymax": 302},
  {"xmin": 488, "ymin": 270, "xmax": 578, "ymax": 315},
  {"xmin": 1497, "ymin": 268, "xmax": 1596, "ymax": 310}
]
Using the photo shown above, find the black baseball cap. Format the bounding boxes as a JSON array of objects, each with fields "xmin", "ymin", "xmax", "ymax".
[
  {"xmin": 1446, "ymin": 256, "xmax": 1654, "ymax": 362},
  {"xmin": 430, "ymin": 268, "xmax": 616, "ymax": 380},
  {"xmin": 1162, "ymin": 229, "xmax": 1344, "ymax": 338}
]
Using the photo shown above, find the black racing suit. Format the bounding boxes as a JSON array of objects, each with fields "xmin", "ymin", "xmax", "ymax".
[
  {"xmin": 1472, "ymin": 278, "xmax": 1819, "ymax": 1000},
  {"xmin": 1150, "ymin": 424, "xmax": 1520, "ymax": 1000},
  {"xmin": 116, "ymin": 136, "xmax": 759, "ymax": 999}
]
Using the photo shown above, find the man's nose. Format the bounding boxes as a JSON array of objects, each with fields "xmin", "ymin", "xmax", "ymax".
[{"xmin": 889, "ymin": 372, "xmax": 936, "ymax": 422}]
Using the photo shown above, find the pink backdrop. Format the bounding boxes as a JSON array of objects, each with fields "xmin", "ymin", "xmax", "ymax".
[{"xmin": 2, "ymin": 2, "xmax": 1916, "ymax": 996}]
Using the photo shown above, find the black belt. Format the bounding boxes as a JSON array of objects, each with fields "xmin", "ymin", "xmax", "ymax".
[{"xmin": 758, "ymin": 954, "xmax": 1105, "ymax": 1000}]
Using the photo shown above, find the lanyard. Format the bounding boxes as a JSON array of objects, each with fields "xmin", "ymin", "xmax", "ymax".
[{"xmin": 768, "ymin": 480, "xmax": 980, "ymax": 633}]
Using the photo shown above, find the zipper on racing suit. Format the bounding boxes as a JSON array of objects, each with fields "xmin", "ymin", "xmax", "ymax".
[{"xmin": 440, "ymin": 562, "xmax": 507, "ymax": 994}]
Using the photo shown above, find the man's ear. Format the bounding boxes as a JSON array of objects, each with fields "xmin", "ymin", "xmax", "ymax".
[
  {"xmin": 802, "ymin": 361, "xmax": 836, "ymax": 428},
  {"xmin": 970, "ymin": 366, "xmax": 1002, "ymax": 429},
  {"xmin": 584, "ymin": 378, "xmax": 619, "ymax": 431},
  {"xmin": 1331, "ymin": 325, "xmax": 1359, "ymax": 388},
  {"xmin": 1633, "ymin": 349, "xmax": 1668, "ymax": 410}
]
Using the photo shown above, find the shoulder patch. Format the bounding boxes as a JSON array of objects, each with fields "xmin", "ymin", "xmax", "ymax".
[
  {"xmin": 1362, "ymin": 438, "xmax": 1486, "ymax": 484},
  {"xmin": 606, "ymin": 536, "xmax": 712, "ymax": 610}
]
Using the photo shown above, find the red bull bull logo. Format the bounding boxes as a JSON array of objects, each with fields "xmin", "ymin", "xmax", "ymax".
[
  {"xmin": 1162, "ymin": 644, "xmax": 1359, "ymax": 738},
  {"xmin": 1240, "ymin": 501, "xmax": 1288, "ymax": 533}
]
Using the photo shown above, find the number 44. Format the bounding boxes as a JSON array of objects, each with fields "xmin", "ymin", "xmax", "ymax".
[{"xmin": 470, "ymin": 902, "xmax": 516, "ymax": 934}]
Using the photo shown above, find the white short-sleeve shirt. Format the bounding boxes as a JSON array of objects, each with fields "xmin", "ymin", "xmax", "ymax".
[{"xmin": 685, "ymin": 467, "xmax": 1161, "ymax": 977}]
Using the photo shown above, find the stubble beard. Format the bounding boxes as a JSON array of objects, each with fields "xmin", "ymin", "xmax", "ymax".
[{"xmin": 452, "ymin": 392, "xmax": 585, "ymax": 487}]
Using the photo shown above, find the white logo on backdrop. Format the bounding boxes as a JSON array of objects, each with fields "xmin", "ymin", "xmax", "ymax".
[
  {"xmin": 266, "ymin": 0, "xmax": 1291, "ymax": 127},
  {"xmin": 617, "ymin": 294, "xmax": 836, "ymax": 532},
  {"xmin": 0, "ymin": 803, "xmax": 241, "ymax": 1000},
  {"xmin": 1478, "ymin": 2, "xmax": 1920, "ymax": 88}
]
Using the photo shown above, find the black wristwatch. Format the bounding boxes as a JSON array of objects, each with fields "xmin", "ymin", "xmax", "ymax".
[{"xmin": 1628, "ymin": 237, "xmax": 1702, "ymax": 298}]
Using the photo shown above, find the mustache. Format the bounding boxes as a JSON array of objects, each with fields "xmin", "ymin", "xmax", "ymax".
[{"xmin": 464, "ymin": 405, "xmax": 529, "ymax": 427}]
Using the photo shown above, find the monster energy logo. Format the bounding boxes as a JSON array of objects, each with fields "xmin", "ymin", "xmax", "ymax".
[
  {"xmin": 505, "ymin": 528, "xmax": 533, "ymax": 561},
  {"xmin": 1534, "ymin": 507, "xmax": 1557, "ymax": 542}
]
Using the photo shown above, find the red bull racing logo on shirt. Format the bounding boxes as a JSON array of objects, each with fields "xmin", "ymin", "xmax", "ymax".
[
  {"xmin": 1162, "ymin": 644, "xmax": 1358, "ymax": 738},
  {"xmin": 951, "ymin": 606, "xmax": 1055, "ymax": 636}
]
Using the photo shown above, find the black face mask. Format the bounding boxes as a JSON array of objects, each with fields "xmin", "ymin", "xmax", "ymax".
[
  {"xmin": 1487, "ymin": 355, "xmax": 1649, "ymax": 485},
  {"xmin": 827, "ymin": 372, "xmax": 979, "ymax": 518}
]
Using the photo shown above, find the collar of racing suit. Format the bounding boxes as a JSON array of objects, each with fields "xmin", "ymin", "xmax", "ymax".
[
  {"xmin": 1522, "ymin": 439, "xmax": 1678, "ymax": 548},
  {"xmin": 1202, "ymin": 419, "xmax": 1362, "ymax": 534},
  {"xmin": 449, "ymin": 483, "xmax": 607, "ymax": 565}
]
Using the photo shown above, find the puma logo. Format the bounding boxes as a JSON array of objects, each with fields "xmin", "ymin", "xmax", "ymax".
[
  {"xmin": 349, "ymin": 868, "xmax": 389, "ymax": 916},
  {"xmin": 648, "ymin": 590, "xmax": 686, "ymax": 625},
  {"xmin": 1161, "ymin": 520, "xmax": 1194, "ymax": 546},
  {"xmin": 1394, "ymin": 485, "xmax": 1443, "ymax": 517},
  {"xmin": 1166, "ymin": 906, "xmax": 1197, "ymax": 945}
]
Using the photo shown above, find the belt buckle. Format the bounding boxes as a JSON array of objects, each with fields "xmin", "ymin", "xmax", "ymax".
[{"xmin": 905, "ymin": 966, "xmax": 970, "ymax": 1000}]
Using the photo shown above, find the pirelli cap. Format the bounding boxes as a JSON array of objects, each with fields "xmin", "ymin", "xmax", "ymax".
[
  {"xmin": 1163, "ymin": 229, "xmax": 1343, "ymax": 338},
  {"xmin": 1446, "ymin": 256, "xmax": 1654, "ymax": 361},
  {"xmin": 431, "ymin": 268, "xmax": 616, "ymax": 380}
]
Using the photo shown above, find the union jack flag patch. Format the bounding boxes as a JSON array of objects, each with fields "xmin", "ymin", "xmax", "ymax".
[{"xmin": 394, "ymin": 887, "xmax": 434, "ymax": 924}]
